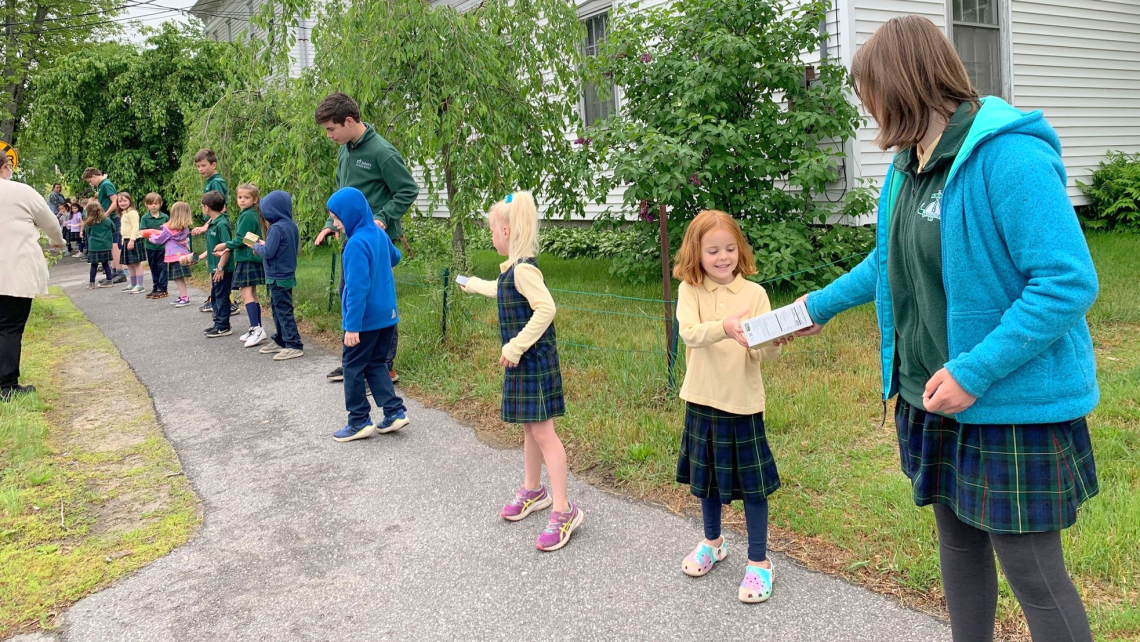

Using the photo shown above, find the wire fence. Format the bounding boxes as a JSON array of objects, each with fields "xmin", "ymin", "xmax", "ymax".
[{"xmin": 322, "ymin": 249, "xmax": 869, "ymax": 389}]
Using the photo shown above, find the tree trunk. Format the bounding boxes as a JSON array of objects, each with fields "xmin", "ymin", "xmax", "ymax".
[
  {"xmin": 442, "ymin": 141, "xmax": 464, "ymax": 265},
  {"xmin": 1, "ymin": 2, "xmax": 50, "ymax": 145}
]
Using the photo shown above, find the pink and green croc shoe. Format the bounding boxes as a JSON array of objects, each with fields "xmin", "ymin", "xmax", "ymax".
[
  {"xmin": 738, "ymin": 562, "xmax": 775, "ymax": 603},
  {"xmin": 682, "ymin": 540, "xmax": 727, "ymax": 577}
]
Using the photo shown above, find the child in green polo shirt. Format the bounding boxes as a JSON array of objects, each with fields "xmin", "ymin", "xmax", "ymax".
[
  {"xmin": 141, "ymin": 193, "xmax": 170, "ymax": 298},
  {"xmin": 213, "ymin": 183, "xmax": 269, "ymax": 348},
  {"xmin": 198, "ymin": 190, "xmax": 233, "ymax": 338},
  {"xmin": 82, "ymin": 202, "xmax": 116, "ymax": 289},
  {"xmin": 192, "ymin": 148, "xmax": 231, "ymax": 313}
]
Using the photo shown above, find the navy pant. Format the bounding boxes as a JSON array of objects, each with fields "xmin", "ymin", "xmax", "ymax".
[
  {"xmin": 342, "ymin": 326, "xmax": 404, "ymax": 427},
  {"xmin": 0, "ymin": 295, "xmax": 33, "ymax": 391},
  {"xmin": 210, "ymin": 271, "xmax": 233, "ymax": 330},
  {"xmin": 269, "ymin": 285, "xmax": 302, "ymax": 350},
  {"xmin": 701, "ymin": 495, "xmax": 770, "ymax": 562},
  {"xmin": 146, "ymin": 249, "xmax": 168, "ymax": 293}
]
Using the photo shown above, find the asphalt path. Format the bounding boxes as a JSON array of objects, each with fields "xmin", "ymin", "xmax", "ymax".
[{"xmin": 37, "ymin": 257, "xmax": 950, "ymax": 642}]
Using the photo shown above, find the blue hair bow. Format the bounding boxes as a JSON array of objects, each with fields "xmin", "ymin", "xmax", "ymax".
[{"xmin": 505, "ymin": 194, "xmax": 513, "ymax": 203}]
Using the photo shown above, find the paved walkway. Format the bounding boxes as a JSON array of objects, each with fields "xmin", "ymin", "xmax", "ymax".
[{"xmin": 44, "ymin": 258, "xmax": 950, "ymax": 641}]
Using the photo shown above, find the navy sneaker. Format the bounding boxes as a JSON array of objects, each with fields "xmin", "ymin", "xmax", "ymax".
[
  {"xmin": 333, "ymin": 423, "xmax": 375, "ymax": 442},
  {"xmin": 376, "ymin": 410, "xmax": 410, "ymax": 434}
]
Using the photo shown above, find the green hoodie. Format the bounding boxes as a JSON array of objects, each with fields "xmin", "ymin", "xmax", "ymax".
[
  {"xmin": 323, "ymin": 124, "xmax": 419, "ymax": 241},
  {"xmin": 224, "ymin": 207, "xmax": 264, "ymax": 263},
  {"xmin": 887, "ymin": 101, "xmax": 978, "ymax": 408}
]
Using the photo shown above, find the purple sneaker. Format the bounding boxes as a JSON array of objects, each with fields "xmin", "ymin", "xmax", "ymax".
[
  {"xmin": 500, "ymin": 485, "xmax": 552, "ymax": 522},
  {"xmin": 536, "ymin": 501, "xmax": 584, "ymax": 552}
]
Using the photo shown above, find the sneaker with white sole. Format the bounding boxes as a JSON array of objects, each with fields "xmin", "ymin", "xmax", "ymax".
[
  {"xmin": 130, "ymin": 285, "xmax": 146, "ymax": 294},
  {"xmin": 332, "ymin": 422, "xmax": 375, "ymax": 442},
  {"xmin": 375, "ymin": 410, "xmax": 409, "ymax": 434},
  {"xmin": 536, "ymin": 502, "xmax": 584, "ymax": 552},
  {"xmin": 500, "ymin": 485, "xmax": 552, "ymax": 522},
  {"xmin": 239, "ymin": 329, "xmax": 252, "ymax": 341},
  {"xmin": 273, "ymin": 348, "xmax": 304, "ymax": 361},
  {"xmin": 259, "ymin": 343, "xmax": 284, "ymax": 354},
  {"xmin": 244, "ymin": 326, "xmax": 266, "ymax": 348}
]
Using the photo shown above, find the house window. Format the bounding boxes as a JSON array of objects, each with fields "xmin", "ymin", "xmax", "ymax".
[
  {"xmin": 582, "ymin": 11, "xmax": 616, "ymax": 126},
  {"xmin": 951, "ymin": 0, "xmax": 1004, "ymax": 98}
]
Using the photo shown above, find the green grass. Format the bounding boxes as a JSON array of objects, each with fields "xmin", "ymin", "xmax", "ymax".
[
  {"xmin": 0, "ymin": 291, "xmax": 200, "ymax": 637},
  {"xmin": 290, "ymin": 230, "xmax": 1139, "ymax": 641}
]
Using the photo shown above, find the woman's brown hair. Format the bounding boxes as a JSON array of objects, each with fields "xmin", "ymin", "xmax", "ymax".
[
  {"xmin": 672, "ymin": 210, "xmax": 757, "ymax": 287},
  {"xmin": 851, "ymin": 16, "xmax": 980, "ymax": 150}
]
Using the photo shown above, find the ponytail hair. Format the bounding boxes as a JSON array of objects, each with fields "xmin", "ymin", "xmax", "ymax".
[{"xmin": 489, "ymin": 191, "xmax": 539, "ymax": 262}]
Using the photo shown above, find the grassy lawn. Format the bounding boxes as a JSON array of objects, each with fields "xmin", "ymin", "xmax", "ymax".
[
  {"xmin": 290, "ymin": 229, "xmax": 1138, "ymax": 641},
  {"xmin": 0, "ymin": 291, "xmax": 200, "ymax": 637}
]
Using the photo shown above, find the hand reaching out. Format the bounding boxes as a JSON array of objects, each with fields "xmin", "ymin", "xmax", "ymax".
[{"xmin": 722, "ymin": 310, "xmax": 750, "ymax": 348}]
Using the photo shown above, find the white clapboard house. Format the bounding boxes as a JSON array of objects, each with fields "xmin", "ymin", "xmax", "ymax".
[{"xmin": 195, "ymin": 0, "xmax": 1140, "ymax": 219}]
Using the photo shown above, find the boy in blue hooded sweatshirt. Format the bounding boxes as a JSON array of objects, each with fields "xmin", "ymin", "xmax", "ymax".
[
  {"xmin": 253, "ymin": 190, "xmax": 304, "ymax": 361},
  {"xmin": 326, "ymin": 187, "xmax": 409, "ymax": 442}
]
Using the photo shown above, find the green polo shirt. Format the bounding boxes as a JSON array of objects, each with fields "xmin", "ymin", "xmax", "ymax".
[
  {"xmin": 888, "ymin": 101, "xmax": 978, "ymax": 409},
  {"xmin": 203, "ymin": 173, "xmax": 228, "ymax": 202},
  {"xmin": 205, "ymin": 214, "xmax": 234, "ymax": 273},
  {"xmin": 223, "ymin": 207, "xmax": 263, "ymax": 263},
  {"xmin": 323, "ymin": 124, "xmax": 418, "ymax": 241},
  {"xmin": 85, "ymin": 217, "xmax": 115, "ymax": 252},
  {"xmin": 97, "ymin": 178, "xmax": 117, "ymax": 211},
  {"xmin": 141, "ymin": 211, "xmax": 169, "ymax": 250}
]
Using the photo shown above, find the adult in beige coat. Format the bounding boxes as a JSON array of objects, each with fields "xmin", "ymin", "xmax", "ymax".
[{"xmin": 0, "ymin": 154, "xmax": 66, "ymax": 400}]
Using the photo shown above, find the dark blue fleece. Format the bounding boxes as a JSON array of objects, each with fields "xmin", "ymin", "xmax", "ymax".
[
  {"xmin": 258, "ymin": 190, "xmax": 299, "ymax": 281},
  {"xmin": 327, "ymin": 187, "xmax": 401, "ymax": 332}
]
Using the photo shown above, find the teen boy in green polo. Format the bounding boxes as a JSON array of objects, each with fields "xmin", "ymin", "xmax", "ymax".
[{"xmin": 314, "ymin": 91, "xmax": 419, "ymax": 384}]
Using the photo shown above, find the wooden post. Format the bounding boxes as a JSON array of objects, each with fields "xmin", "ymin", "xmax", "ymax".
[{"xmin": 658, "ymin": 203, "xmax": 674, "ymax": 351}]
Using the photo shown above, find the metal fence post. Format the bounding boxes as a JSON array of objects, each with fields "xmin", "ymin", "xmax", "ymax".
[
  {"xmin": 326, "ymin": 249, "xmax": 337, "ymax": 313},
  {"xmin": 441, "ymin": 267, "xmax": 450, "ymax": 342}
]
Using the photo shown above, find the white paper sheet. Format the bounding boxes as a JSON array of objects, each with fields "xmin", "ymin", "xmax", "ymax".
[{"xmin": 741, "ymin": 299, "xmax": 814, "ymax": 347}]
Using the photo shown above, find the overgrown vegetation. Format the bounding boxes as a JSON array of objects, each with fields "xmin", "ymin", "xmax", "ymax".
[{"xmin": 1078, "ymin": 151, "xmax": 1140, "ymax": 231}]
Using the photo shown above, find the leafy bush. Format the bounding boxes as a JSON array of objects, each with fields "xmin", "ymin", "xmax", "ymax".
[
  {"xmin": 1078, "ymin": 152, "xmax": 1140, "ymax": 231},
  {"xmin": 540, "ymin": 226, "xmax": 637, "ymax": 260}
]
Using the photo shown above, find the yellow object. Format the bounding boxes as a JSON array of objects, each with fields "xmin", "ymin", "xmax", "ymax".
[
  {"xmin": 243, "ymin": 231, "xmax": 260, "ymax": 247},
  {"xmin": 0, "ymin": 141, "xmax": 16, "ymax": 170},
  {"xmin": 676, "ymin": 274, "xmax": 781, "ymax": 415}
]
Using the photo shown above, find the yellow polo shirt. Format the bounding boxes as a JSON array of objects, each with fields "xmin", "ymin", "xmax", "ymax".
[{"xmin": 677, "ymin": 274, "xmax": 780, "ymax": 415}]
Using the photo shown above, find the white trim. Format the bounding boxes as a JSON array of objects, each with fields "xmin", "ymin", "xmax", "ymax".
[{"xmin": 947, "ymin": 0, "xmax": 1013, "ymax": 100}]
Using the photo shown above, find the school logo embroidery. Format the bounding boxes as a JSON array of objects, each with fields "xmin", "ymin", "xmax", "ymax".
[
  {"xmin": 355, "ymin": 159, "xmax": 372, "ymax": 170},
  {"xmin": 919, "ymin": 190, "xmax": 942, "ymax": 222}
]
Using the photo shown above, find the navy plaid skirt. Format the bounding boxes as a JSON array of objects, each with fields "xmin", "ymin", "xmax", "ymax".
[
  {"xmin": 120, "ymin": 242, "xmax": 145, "ymax": 265},
  {"xmin": 86, "ymin": 250, "xmax": 112, "ymax": 264},
  {"xmin": 231, "ymin": 260, "xmax": 265, "ymax": 288},
  {"xmin": 677, "ymin": 403, "xmax": 781, "ymax": 505},
  {"xmin": 501, "ymin": 345, "xmax": 565, "ymax": 424},
  {"xmin": 166, "ymin": 261, "xmax": 192, "ymax": 280},
  {"xmin": 895, "ymin": 398, "xmax": 1098, "ymax": 534}
]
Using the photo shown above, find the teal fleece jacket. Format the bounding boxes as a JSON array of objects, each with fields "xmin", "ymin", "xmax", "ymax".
[{"xmin": 806, "ymin": 97, "xmax": 1099, "ymax": 425}]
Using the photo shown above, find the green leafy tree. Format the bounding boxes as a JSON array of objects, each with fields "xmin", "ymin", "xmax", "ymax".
[
  {"xmin": 2, "ymin": 0, "xmax": 122, "ymax": 145},
  {"xmin": 23, "ymin": 23, "xmax": 233, "ymax": 196}
]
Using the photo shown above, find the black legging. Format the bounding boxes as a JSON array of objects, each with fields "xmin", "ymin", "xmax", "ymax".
[
  {"xmin": 0, "ymin": 295, "xmax": 33, "ymax": 391},
  {"xmin": 933, "ymin": 504, "xmax": 1092, "ymax": 642},
  {"xmin": 90, "ymin": 262, "xmax": 113, "ymax": 283}
]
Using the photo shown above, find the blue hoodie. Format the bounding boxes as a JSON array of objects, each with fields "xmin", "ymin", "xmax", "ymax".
[
  {"xmin": 327, "ymin": 187, "xmax": 401, "ymax": 333},
  {"xmin": 257, "ymin": 190, "xmax": 300, "ymax": 282},
  {"xmin": 806, "ymin": 97, "xmax": 1099, "ymax": 425}
]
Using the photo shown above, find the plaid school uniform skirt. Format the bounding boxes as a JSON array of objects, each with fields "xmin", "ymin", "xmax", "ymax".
[
  {"xmin": 166, "ymin": 260, "xmax": 192, "ymax": 280},
  {"xmin": 86, "ymin": 250, "xmax": 112, "ymax": 264},
  {"xmin": 676, "ymin": 403, "xmax": 781, "ymax": 505},
  {"xmin": 231, "ymin": 260, "xmax": 265, "ymax": 288},
  {"xmin": 501, "ymin": 347, "xmax": 565, "ymax": 424},
  {"xmin": 120, "ymin": 241, "xmax": 145, "ymax": 265},
  {"xmin": 895, "ymin": 398, "xmax": 1098, "ymax": 534}
]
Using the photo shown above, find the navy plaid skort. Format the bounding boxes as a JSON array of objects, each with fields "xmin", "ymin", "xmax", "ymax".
[
  {"xmin": 86, "ymin": 250, "xmax": 112, "ymax": 264},
  {"xmin": 166, "ymin": 260, "xmax": 192, "ymax": 280},
  {"xmin": 677, "ymin": 403, "xmax": 781, "ymax": 505},
  {"xmin": 120, "ymin": 242, "xmax": 145, "ymax": 265},
  {"xmin": 501, "ymin": 347, "xmax": 565, "ymax": 423},
  {"xmin": 895, "ymin": 398, "xmax": 1098, "ymax": 534},
  {"xmin": 231, "ymin": 260, "xmax": 265, "ymax": 288}
]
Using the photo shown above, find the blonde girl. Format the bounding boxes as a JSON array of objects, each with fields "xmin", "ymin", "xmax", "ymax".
[
  {"xmin": 214, "ymin": 183, "xmax": 269, "ymax": 347},
  {"xmin": 673, "ymin": 210, "xmax": 782, "ymax": 603},
  {"xmin": 142, "ymin": 202, "xmax": 194, "ymax": 307},
  {"xmin": 460, "ymin": 191, "xmax": 583, "ymax": 552},
  {"xmin": 116, "ymin": 192, "xmax": 146, "ymax": 293}
]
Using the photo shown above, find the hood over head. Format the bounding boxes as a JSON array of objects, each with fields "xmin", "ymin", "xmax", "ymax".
[
  {"xmin": 262, "ymin": 190, "xmax": 293, "ymax": 224},
  {"xmin": 326, "ymin": 187, "xmax": 374, "ymax": 237}
]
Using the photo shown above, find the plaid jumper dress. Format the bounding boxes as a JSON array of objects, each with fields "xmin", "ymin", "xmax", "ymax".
[{"xmin": 497, "ymin": 258, "xmax": 565, "ymax": 424}]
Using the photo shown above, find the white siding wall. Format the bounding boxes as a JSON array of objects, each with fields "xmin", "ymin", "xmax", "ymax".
[
  {"xmin": 849, "ymin": 0, "xmax": 947, "ymax": 197},
  {"xmin": 1009, "ymin": 0, "xmax": 1140, "ymax": 201},
  {"xmin": 194, "ymin": 0, "xmax": 313, "ymax": 79}
]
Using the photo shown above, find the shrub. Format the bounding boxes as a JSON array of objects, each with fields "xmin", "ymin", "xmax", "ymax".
[{"xmin": 1077, "ymin": 152, "xmax": 1140, "ymax": 231}]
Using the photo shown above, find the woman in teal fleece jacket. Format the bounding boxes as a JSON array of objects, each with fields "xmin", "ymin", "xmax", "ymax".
[{"xmin": 790, "ymin": 17, "xmax": 1098, "ymax": 642}]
